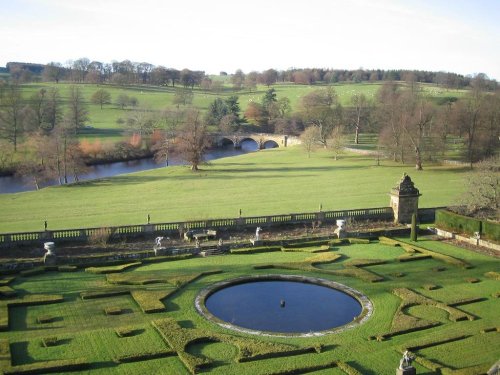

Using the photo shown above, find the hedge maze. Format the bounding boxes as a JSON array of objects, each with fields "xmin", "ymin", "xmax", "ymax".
[{"xmin": 0, "ymin": 237, "xmax": 498, "ymax": 374}]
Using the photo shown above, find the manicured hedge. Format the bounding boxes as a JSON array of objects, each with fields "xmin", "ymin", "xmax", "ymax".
[
  {"xmin": 104, "ymin": 307, "xmax": 123, "ymax": 315},
  {"xmin": 85, "ymin": 262, "xmax": 141, "ymax": 274},
  {"xmin": 398, "ymin": 254, "xmax": 432, "ymax": 262},
  {"xmin": 230, "ymin": 246, "xmax": 281, "ymax": 254},
  {"xmin": 131, "ymin": 290, "xmax": 173, "ymax": 313},
  {"xmin": 0, "ymin": 287, "xmax": 17, "ymax": 298},
  {"xmin": 0, "ymin": 277, "xmax": 15, "ymax": 286},
  {"xmin": 0, "ymin": 338, "xmax": 11, "ymax": 369},
  {"xmin": 482, "ymin": 220, "xmax": 500, "ymax": 241},
  {"xmin": 41, "ymin": 337, "xmax": 58, "ymax": 347},
  {"xmin": 37, "ymin": 315, "xmax": 55, "ymax": 324},
  {"xmin": 435, "ymin": 209, "xmax": 499, "ymax": 241},
  {"xmin": 282, "ymin": 240, "xmax": 329, "ymax": 249},
  {"xmin": 378, "ymin": 237, "xmax": 400, "ymax": 246},
  {"xmin": 80, "ymin": 289, "xmax": 129, "ymax": 300},
  {"xmin": 141, "ymin": 253, "xmax": 194, "ymax": 264},
  {"xmin": 152, "ymin": 317, "xmax": 317, "ymax": 374},
  {"xmin": 348, "ymin": 238, "xmax": 370, "ymax": 244},
  {"xmin": 436, "ymin": 209, "xmax": 482, "ymax": 236},
  {"xmin": 57, "ymin": 265, "xmax": 77, "ymax": 272},
  {"xmin": 3, "ymin": 358, "xmax": 90, "ymax": 374},
  {"xmin": 485, "ymin": 271, "xmax": 500, "ymax": 280},
  {"xmin": 115, "ymin": 349, "xmax": 175, "ymax": 363},
  {"xmin": 281, "ymin": 245, "xmax": 330, "ymax": 253},
  {"xmin": 20, "ymin": 268, "xmax": 45, "ymax": 277}
]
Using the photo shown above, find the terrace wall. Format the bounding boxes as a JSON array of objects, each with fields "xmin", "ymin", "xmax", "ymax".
[{"xmin": 0, "ymin": 207, "xmax": 441, "ymax": 248}]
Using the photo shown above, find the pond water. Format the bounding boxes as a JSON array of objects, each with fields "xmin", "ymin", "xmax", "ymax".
[
  {"xmin": 0, "ymin": 140, "xmax": 266, "ymax": 194},
  {"xmin": 204, "ymin": 280, "xmax": 362, "ymax": 334}
]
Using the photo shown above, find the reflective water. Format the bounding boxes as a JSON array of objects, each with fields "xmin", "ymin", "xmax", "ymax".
[
  {"xmin": 205, "ymin": 280, "xmax": 362, "ymax": 333},
  {"xmin": 0, "ymin": 140, "xmax": 266, "ymax": 193}
]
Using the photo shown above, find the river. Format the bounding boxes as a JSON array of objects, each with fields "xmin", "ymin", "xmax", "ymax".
[{"xmin": 0, "ymin": 140, "xmax": 266, "ymax": 194}]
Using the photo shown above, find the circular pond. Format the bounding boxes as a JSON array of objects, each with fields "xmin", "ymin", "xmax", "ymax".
[{"xmin": 195, "ymin": 275, "xmax": 373, "ymax": 337}]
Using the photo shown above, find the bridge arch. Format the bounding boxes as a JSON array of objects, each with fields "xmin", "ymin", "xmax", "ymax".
[
  {"xmin": 219, "ymin": 137, "xmax": 236, "ymax": 147},
  {"xmin": 263, "ymin": 140, "xmax": 279, "ymax": 149}
]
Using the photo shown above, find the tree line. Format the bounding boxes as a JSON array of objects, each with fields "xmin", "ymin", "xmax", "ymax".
[
  {"xmin": 0, "ymin": 71, "xmax": 498, "ymax": 190},
  {"xmin": 4, "ymin": 59, "xmax": 498, "ymax": 91}
]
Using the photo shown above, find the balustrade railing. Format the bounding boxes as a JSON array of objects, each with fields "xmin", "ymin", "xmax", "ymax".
[{"xmin": 0, "ymin": 206, "xmax": 438, "ymax": 247}]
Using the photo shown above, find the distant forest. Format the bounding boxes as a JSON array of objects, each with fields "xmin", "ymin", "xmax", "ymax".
[{"xmin": 2, "ymin": 59, "xmax": 498, "ymax": 90}]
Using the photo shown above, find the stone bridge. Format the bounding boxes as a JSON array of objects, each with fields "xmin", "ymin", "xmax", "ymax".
[{"xmin": 213, "ymin": 133, "xmax": 301, "ymax": 149}]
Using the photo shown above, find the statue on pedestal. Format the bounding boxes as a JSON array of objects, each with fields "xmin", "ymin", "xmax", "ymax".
[
  {"xmin": 153, "ymin": 236, "xmax": 168, "ymax": 256},
  {"xmin": 255, "ymin": 227, "xmax": 262, "ymax": 241},
  {"xmin": 397, "ymin": 351, "xmax": 416, "ymax": 375}
]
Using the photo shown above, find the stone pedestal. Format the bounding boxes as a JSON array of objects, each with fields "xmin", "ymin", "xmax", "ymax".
[
  {"xmin": 396, "ymin": 366, "xmax": 416, "ymax": 375},
  {"xmin": 390, "ymin": 174, "xmax": 421, "ymax": 224},
  {"xmin": 153, "ymin": 246, "xmax": 166, "ymax": 256},
  {"xmin": 250, "ymin": 239, "xmax": 263, "ymax": 246},
  {"xmin": 43, "ymin": 253, "xmax": 57, "ymax": 265}
]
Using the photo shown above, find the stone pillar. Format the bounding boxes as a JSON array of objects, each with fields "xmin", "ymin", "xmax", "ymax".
[{"xmin": 390, "ymin": 173, "xmax": 421, "ymax": 224}]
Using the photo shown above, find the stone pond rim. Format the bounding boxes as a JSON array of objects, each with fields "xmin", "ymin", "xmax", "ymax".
[{"xmin": 194, "ymin": 274, "xmax": 374, "ymax": 338}]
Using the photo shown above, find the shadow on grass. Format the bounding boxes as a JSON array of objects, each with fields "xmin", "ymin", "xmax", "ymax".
[
  {"xmin": 10, "ymin": 341, "xmax": 34, "ymax": 366},
  {"xmin": 63, "ymin": 165, "xmax": 371, "ymax": 188},
  {"xmin": 178, "ymin": 320, "xmax": 195, "ymax": 329}
]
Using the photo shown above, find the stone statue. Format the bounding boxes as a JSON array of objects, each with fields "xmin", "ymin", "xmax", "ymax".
[
  {"xmin": 399, "ymin": 350, "xmax": 415, "ymax": 370},
  {"xmin": 43, "ymin": 242, "xmax": 56, "ymax": 265},
  {"xmin": 195, "ymin": 238, "xmax": 201, "ymax": 248},
  {"xmin": 155, "ymin": 236, "xmax": 164, "ymax": 248},
  {"xmin": 255, "ymin": 227, "xmax": 262, "ymax": 241},
  {"xmin": 334, "ymin": 220, "xmax": 346, "ymax": 239},
  {"xmin": 218, "ymin": 238, "xmax": 223, "ymax": 248}
]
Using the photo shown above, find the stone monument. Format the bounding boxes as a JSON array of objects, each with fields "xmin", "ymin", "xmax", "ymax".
[
  {"xmin": 334, "ymin": 219, "xmax": 346, "ymax": 239},
  {"xmin": 390, "ymin": 173, "xmax": 421, "ymax": 224},
  {"xmin": 43, "ymin": 242, "xmax": 57, "ymax": 265},
  {"xmin": 153, "ymin": 236, "xmax": 168, "ymax": 256},
  {"xmin": 397, "ymin": 350, "xmax": 416, "ymax": 375},
  {"xmin": 251, "ymin": 227, "xmax": 263, "ymax": 246}
]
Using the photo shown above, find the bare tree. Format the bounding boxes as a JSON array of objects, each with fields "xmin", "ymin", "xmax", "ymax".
[
  {"xmin": 376, "ymin": 82, "xmax": 407, "ymax": 162},
  {"xmin": 65, "ymin": 86, "xmax": 89, "ymax": 135},
  {"xmin": 452, "ymin": 74, "xmax": 497, "ymax": 168},
  {"xmin": 176, "ymin": 109, "xmax": 210, "ymax": 171},
  {"xmin": 172, "ymin": 88, "xmax": 193, "ymax": 107},
  {"xmin": 42, "ymin": 62, "xmax": 65, "ymax": 83},
  {"xmin": 152, "ymin": 108, "xmax": 183, "ymax": 166},
  {"xmin": 0, "ymin": 84, "xmax": 24, "ymax": 151},
  {"xmin": 299, "ymin": 87, "xmax": 343, "ymax": 147},
  {"xmin": 350, "ymin": 93, "xmax": 370, "ymax": 144},
  {"xmin": 457, "ymin": 155, "xmax": 499, "ymax": 219},
  {"xmin": 399, "ymin": 90, "xmax": 434, "ymax": 170},
  {"xmin": 327, "ymin": 126, "xmax": 347, "ymax": 160},
  {"xmin": 300, "ymin": 126, "xmax": 320, "ymax": 158}
]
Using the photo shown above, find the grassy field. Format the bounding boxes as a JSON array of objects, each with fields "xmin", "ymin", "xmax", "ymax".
[
  {"xmin": 17, "ymin": 81, "xmax": 466, "ymax": 143},
  {"xmin": 0, "ymin": 238, "xmax": 498, "ymax": 374},
  {"xmin": 0, "ymin": 147, "xmax": 469, "ymax": 233}
]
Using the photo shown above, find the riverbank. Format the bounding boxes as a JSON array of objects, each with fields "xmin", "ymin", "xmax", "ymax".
[{"xmin": 0, "ymin": 147, "xmax": 468, "ymax": 233}]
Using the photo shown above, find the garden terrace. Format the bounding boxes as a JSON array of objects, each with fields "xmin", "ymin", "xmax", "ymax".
[{"xmin": 0, "ymin": 235, "xmax": 498, "ymax": 374}]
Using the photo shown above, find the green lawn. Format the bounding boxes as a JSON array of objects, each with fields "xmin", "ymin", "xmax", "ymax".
[
  {"xmin": 0, "ymin": 147, "xmax": 468, "ymax": 233},
  {"xmin": 17, "ymin": 81, "xmax": 465, "ymax": 143},
  {"xmin": 0, "ymin": 239, "xmax": 498, "ymax": 374}
]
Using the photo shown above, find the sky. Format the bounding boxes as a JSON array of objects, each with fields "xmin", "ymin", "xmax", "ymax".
[{"xmin": 1, "ymin": 0, "xmax": 499, "ymax": 79}]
